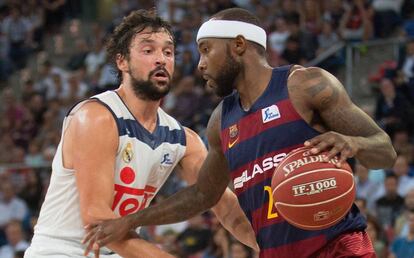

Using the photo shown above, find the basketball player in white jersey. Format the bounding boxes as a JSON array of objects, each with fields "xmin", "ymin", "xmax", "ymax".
[{"xmin": 24, "ymin": 10, "xmax": 257, "ymax": 258}]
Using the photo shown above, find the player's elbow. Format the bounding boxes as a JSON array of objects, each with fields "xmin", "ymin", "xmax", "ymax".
[
  {"xmin": 383, "ymin": 147, "xmax": 397, "ymax": 169},
  {"xmin": 81, "ymin": 206, "xmax": 116, "ymax": 226},
  {"xmin": 196, "ymin": 186, "xmax": 222, "ymax": 211},
  {"xmin": 380, "ymin": 134, "xmax": 397, "ymax": 169}
]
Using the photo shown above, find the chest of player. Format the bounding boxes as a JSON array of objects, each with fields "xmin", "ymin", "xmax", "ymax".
[{"xmin": 111, "ymin": 139, "xmax": 181, "ymax": 216}]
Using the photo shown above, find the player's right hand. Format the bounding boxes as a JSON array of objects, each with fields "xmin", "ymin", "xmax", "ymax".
[{"xmin": 82, "ymin": 217, "xmax": 132, "ymax": 256}]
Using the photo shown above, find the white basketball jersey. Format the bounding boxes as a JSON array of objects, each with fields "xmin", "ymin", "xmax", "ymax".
[{"xmin": 29, "ymin": 91, "xmax": 186, "ymax": 255}]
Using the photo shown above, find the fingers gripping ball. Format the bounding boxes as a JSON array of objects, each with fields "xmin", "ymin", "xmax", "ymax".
[{"xmin": 271, "ymin": 147, "xmax": 355, "ymax": 230}]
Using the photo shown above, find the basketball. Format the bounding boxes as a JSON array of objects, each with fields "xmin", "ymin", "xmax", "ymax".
[{"xmin": 271, "ymin": 147, "xmax": 355, "ymax": 230}]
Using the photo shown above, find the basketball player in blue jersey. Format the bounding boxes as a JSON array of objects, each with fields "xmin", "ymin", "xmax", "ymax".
[
  {"xmin": 24, "ymin": 10, "xmax": 258, "ymax": 258},
  {"xmin": 83, "ymin": 8, "xmax": 397, "ymax": 258}
]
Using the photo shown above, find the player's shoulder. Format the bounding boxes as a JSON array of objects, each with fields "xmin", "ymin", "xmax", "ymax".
[
  {"xmin": 288, "ymin": 65, "xmax": 326, "ymax": 86},
  {"xmin": 70, "ymin": 100, "xmax": 117, "ymax": 129}
]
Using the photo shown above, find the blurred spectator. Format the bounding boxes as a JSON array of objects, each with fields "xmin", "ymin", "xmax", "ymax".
[
  {"xmin": 280, "ymin": 35, "xmax": 307, "ymax": 65},
  {"xmin": 375, "ymin": 173, "xmax": 404, "ymax": 231},
  {"xmin": 2, "ymin": 5, "xmax": 31, "ymax": 70},
  {"xmin": 375, "ymin": 78, "xmax": 414, "ymax": 132},
  {"xmin": 317, "ymin": 21, "xmax": 340, "ymax": 55},
  {"xmin": 395, "ymin": 188, "xmax": 414, "ymax": 238},
  {"xmin": 355, "ymin": 163, "xmax": 380, "ymax": 211},
  {"xmin": 85, "ymin": 39, "xmax": 106, "ymax": 77},
  {"xmin": 177, "ymin": 50, "xmax": 197, "ymax": 76},
  {"xmin": 322, "ymin": 0, "xmax": 344, "ymax": 30},
  {"xmin": 286, "ymin": 15, "xmax": 317, "ymax": 61},
  {"xmin": 42, "ymin": 0, "xmax": 66, "ymax": 35},
  {"xmin": 392, "ymin": 155, "xmax": 414, "ymax": 196},
  {"xmin": 339, "ymin": 0, "xmax": 373, "ymax": 41},
  {"xmin": 366, "ymin": 214, "xmax": 388, "ymax": 258},
  {"xmin": 24, "ymin": 141, "xmax": 45, "ymax": 167},
  {"xmin": 317, "ymin": 20, "xmax": 343, "ymax": 73},
  {"xmin": 299, "ymin": 0, "xmax": 322, "ymax": 35},
  {"xmin": 96, "ymin": 60, "xmax": 118, "ymax": 91},
  {"xmin": 268, "ymin": 16, "xmax": 290, "ymax": 56},
  {"xmin": 164, "ymin": 76, "xmax": 201, "ymax": 128},
  {"xmin": 64, "ymin": 72, "xmax": 88, "ymax": 104},
  {"xmin": 18, "ymin": 171, "xmax": 43, "ymax": 215},
  {"xmin": 0, "ymin": 181, "xmax": 29, "ymax": 228},
  {"xmin": 202, "ymin": 226, "xmax": 230, "ymax": 258},
  {"xmin": 371, "ymin": 0, "xmax": 403, "ymax": 38},
  {"xmin": 66, "ymin": 38, "xmax": 89, "ymax": 71},
  {"xmin": 22, "ymin": 0, "xmax": 45, "ymax": 51},
  {"xmin": 401, "ymin": 41, "xmax": 414, "ymax": 84},
  {"xmin": 176, "ymin": 29, "xmax": 198, "ymax": 66},
  {"xmin": 0, "ymin": 220, "xmax": 29, "ymax": 258},
  {"xmin": 176, "ymin": 214, "xmax": 212, "ymax": 257},
  {"xmin": 34, "ymin": 60, "xmax": 67, "ymax": 97},
  {"xmin": 390, "ymin": 208, "xmax": 414, "ymax": 258}
]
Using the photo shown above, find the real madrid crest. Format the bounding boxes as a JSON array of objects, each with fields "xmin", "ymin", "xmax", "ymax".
[{"xmin": 122, "ymin": 142, "xmax": 134, "ymax": 163}]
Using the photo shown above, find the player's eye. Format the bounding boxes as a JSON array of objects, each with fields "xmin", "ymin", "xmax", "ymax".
[
  {"xmin": 143, "ymin": 49, "xmax": 152, "ymax": 54},
  {"xmin": 164, "ymin": 49, "xmax": 173, "ymax": 57}
]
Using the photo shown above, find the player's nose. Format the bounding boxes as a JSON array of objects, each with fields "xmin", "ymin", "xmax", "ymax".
[{"xmin": 198, "ymin": 58, "xmax": 206, "ymax": 72}]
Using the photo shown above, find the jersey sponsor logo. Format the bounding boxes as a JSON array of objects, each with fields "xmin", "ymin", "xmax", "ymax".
[
  {"xmin": 233, "ymin": 153, "xmax": 287, "ymax": 189},
  {"xmin": 261, "ymin": 105, "xmax": 281, "ymax": 123},
  {"xmin": 161, "ymin": 153, "xmax": 174, "ymax": 165},
  {"xmin": 122, "ymin": 142, "xmax": 134, "ymax": 163},
  {"xmin": 112, "ymin": 167, "xmax": 157, "ymax": 216},
  {"xmin": 228, "ymin": 124, "xmax": 239, "ymax": 148}
]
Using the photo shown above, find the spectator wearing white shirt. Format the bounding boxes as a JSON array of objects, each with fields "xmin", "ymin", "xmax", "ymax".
[
  {"xmin": 402, "ymin": 41, "xmax": 414, "ymax": 83},
  {"xmin": 0, "ymin": 180, "xmax": 28, "ymax": 247},
  {"xmin": 1, "ymin": 5, "xmax": 31, "ymax": 69},
  {"xmin": 0, "ymin": 181, "xmax": 28, "ymax": 229},
  {"xmin": 268, "ymin": 16, "xmax": 290, "ymax": 55},
  {"xmin": 0, "ymin": 221, "xmax": 29, "ymax": 258},
  {"xmin": 394, "ymin": 155, "xmax": 414, "ymax": 196},
  {"xmin": 373, "ymin": 156, "xmax": 414, "ymax": 206},
  {"xmin": 355, "ymin": 163, "xmax": 381, "ymax": 211},
  {"xmin": 85, "ymin": 39, "xmax": 106, "ymax": 77}
]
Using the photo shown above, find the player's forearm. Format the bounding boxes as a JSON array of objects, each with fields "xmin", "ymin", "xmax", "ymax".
[
  {"xmin": 353, "ymin": 132, "xmax": 396, "ymax": 169},
  {"xmin": 212, "ymin": 189, "xmax": 259, "ymax": 251},
  {"xmin": 126, "ymin": 184, "xmax": 219, "ymax": 228},
  {"xmin": 107, "ymin": 238, "xmax": 174, "ymax": 258}
]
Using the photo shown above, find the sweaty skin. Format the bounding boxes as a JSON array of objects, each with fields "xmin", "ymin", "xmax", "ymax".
[{"xmin": 83, "ymin": 32, "xmax": 396, "ymax": 252}]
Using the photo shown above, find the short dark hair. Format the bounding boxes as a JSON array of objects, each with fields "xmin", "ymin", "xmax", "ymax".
[
  {"xmin": 106, "ymin": 9, "xmax": 175, "ymax": 81},
  {"xmin": 211, "ymin": 8, "xmax": 266, "ymax": 56}
]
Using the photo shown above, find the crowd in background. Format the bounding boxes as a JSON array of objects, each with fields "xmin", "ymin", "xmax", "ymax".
[{"xmin": 1, "ymin": 0, "xmax": 414, "ymax": 258}]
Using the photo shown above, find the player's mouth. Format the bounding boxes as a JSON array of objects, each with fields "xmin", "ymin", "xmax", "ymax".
[{"xmin": 152, "ymin": 70, "xmax": 169, "ymax": 82}]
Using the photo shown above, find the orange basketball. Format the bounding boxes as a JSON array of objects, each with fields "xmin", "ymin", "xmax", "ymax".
[{"xmin": 271, "ymin": 147, "xmax": 355, "ymax": 230}]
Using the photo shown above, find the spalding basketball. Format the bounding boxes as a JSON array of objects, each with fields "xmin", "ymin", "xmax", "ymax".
[{"xmin": 271, "ymin": 146, "xmax": 355, "ymax": 230}]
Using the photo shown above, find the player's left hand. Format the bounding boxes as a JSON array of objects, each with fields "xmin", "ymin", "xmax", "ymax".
[
  {"xmin": 82, "ymin": 217, "xmax": 132, "ymax": 256},
  {"xmin": 304, "ymin": 131, "xmax": 358, "ymax": 167}
]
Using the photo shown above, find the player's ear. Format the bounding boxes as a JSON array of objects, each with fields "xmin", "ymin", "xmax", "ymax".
[
  {"xmin": 116, "ymin": 53, "xmax": 128, "ymax": 73},
  {"xmin": 232, "ymin": 35, "xmax": 247, "ymax": 55}
]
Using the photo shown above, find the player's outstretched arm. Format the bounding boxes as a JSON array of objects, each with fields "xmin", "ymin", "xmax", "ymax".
[
  {"xmin": 288, "ymin": 66, "xmax": 396, "ymax": 169},
  {"xmin": 178, "ymin": 127, "xmax": 259, "ymax": 251},
  {"xmin": 83, "ymin": 104, "xmax": 231, "ymax": 249},
  {"xmin": 70, "ymin": 102, "xmax": 173, "ymax": 258}
]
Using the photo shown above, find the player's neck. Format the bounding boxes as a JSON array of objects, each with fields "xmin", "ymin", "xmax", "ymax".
[
  {"xmin": 116, "ymin": 85, "xmax": 160, "ymax": 133},
  {"xmin": 237, "ymin": 61, "xmax": 273, "ymax": 111}
]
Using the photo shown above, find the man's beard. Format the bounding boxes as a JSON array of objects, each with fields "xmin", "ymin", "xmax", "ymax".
[
  {"xmin": 213, "ymin": 45, "xmax": 243, "ymax": 97},
  {"xmin": 129, "ymin": 67, "xmax": 171, "ymax": 101}
]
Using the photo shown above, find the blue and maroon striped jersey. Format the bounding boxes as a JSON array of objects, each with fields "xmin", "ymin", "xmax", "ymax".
[{"xmin": 220, "ymin": 65, "xmax": 366, "ymax": 258}]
